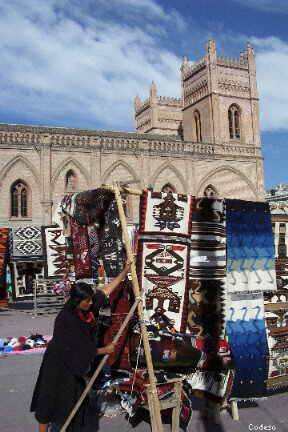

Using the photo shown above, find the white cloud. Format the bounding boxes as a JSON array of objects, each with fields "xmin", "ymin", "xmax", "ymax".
[
  {"xmin": 230, "ymin": 0, "xmax": 288, "ymax": 14},
  {"xmin": 0, "ymin": 0, "xmax": 182, "ymax": 130},
  {"xmin": 252, "ymin": 37, "xmax": 288, "ymax": 131}
]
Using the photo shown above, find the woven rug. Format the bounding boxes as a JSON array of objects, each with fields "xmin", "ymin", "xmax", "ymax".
[
  {"xmin": 11, "ymin": 226, "xmax": 42, "ymax": 261},
  {"xmin": 226, "ymin": 291, "xmax": 269, "ymax": 398},
  {"xmin": 138, "ymin": 191, "xmax": 192, "ymax": 333},
  {"xmin": 226, "ymin": 199, "xmax": 277, "ymax": 294},
  {"xmin": 98, "ymin": 199, "xmax": 124, "ymax": 278},
  {"xmin": 71, "ymin": 219, "xmax": 92, "ymax": 280},
  {"xmin": 139, "ymin": 190, "xmax": 192, "ymax": 236},
  {"xmin": 186, "ymin": 198, "xmax": 229, "ymax": 399},
  {"xmin": 60, "ymin": 193, "xmax": 77, "ymax": 217},
  {"xmin": 0, "ymin": 228, "xmax": 10, "ymax": 300},
  {"xmin": 189, "ymin": 198, "xmax": 226, "ymax": 280},
  {"xmin": 103, "ymin": 281, "xmax": 133, "ymax": 370},
  {"xmin": 187, "ymin": 279, "xmax": 226, "ymax": 339},
  {"xmin": 87, "ymin": 225, "xmax": 100, "ymax": 282},
  {"xmin": 138, "ymin": 236, "xmax": 190, "ymax": 332},
  {"xmin": 42, "ymin": 225, "xmax": 67, "ymax": 279},
  {"xmin": 264, "ymin": 285, "xmax": 288, "ymax": 391}
]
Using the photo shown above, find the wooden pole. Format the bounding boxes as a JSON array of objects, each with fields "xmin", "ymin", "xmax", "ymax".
[
  {"xmin": 60, "ymin": 297, "xmax": 141, "ymax": 432},
  {"xmin": 113, "ymin": 182, "xmax": 164, "ymax": 432},
  {"xmin": 102, "ymin": 183, "xmax": 142, "ymax": 196}
]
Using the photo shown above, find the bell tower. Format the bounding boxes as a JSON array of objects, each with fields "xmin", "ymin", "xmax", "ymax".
[{"xmin": 181, "ymin": 40, "xmax": 261, "ymax": 147}]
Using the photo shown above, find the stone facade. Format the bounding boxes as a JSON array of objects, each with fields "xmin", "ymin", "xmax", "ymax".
[{"xmin": 0, "ymin": 40, "xmax": 265, "ymax": 228}]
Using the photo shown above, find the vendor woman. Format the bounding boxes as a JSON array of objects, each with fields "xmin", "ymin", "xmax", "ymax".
[{"xmin": 31, "ymin": 261, "xmax": 131, "ymax": 432}]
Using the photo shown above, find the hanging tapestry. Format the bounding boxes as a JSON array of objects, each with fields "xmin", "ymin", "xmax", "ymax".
[
  {"xmin": 264, "ymin": 285, "xmax": 288, "ymax": 391},
  {"xmin": 103, "ymin": 281, "xmax": 133, "ymax": 370},
  {"xmin": 139, "ymin": 190, "xmax": 192, "ymax": 236},
  {"xmin": 11, "ymin": 226, "xmax": 43, "ymax": 261},
  {"xmin": 0, "ymin": 228, "xmax": 10, "ymax": 300},
  {"xmin": 187, "ymin": 279, "xmax": 226, "ymax": 339},
  {"xmin": 189, "ymin": 198, "xmax": 226, "ymax": 280},
  {"xmin": 60, "ymin": 193, "xmax": 77, "ymax": 218},
  {"xmin": 70, "ymin": 219, "xmax": 92, "ymax": 280},
  {"xmin": 98, "ymin": 199, "xmax": 124, "ymax": 278},
  {"xmin": 42, "ymin": 225, "xmax": 67, "ymax": 279},
  {"xmin": 138, "ymin": 237, "xmax": 190, "ymax": 332},
  {"xmin": 226, "ymin": 199, "xmax": 277, "ymax": 294},
  {"xmin": 138, "ymin": 190, "xmax": 192, "ymax": 332},
  {"xmin": 87, "ymin": 224, "xmax": 100, "ymax": 282},
  {"xmin": 187, "ymin": 197, "xmax": 230, "ymax": 399},
  {"xmin": 226, "ymin": 291, "xmax": 269, "ymax": 398}
]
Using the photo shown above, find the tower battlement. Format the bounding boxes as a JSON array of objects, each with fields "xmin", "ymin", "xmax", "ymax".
[{"xmin": 134, "ymin": 82, "xmax": 182, "ymax": 136}]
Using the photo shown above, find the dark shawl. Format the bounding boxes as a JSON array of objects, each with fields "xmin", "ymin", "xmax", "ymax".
[{"xmin": 31, "ymin": 291, "xmax": 107, "ymax": 427}]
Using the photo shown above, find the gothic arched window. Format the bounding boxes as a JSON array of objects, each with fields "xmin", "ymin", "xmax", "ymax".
[
  {"xmin": 162, "ymin": 183, "xmax": 176, "ymax": 194},
  {"xmin": 65, "ymin": 169, "xmax": 77, "ymax": 192},
  {"xmin": 203, "ymin": 184, "xmax": 218, "ymax": 198},
  {"xmin": 228, "ymin": 104, "xmax": 241, "ymax": 140},
  {"xmin": 11, "ymin": 180, "xmax": 30, "ymax": 218},
  {"xmin": 194, "ymin": 110, "xmax": 202, "ymax": 142}
]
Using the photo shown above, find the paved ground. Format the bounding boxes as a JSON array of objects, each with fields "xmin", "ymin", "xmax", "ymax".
[{"xmin": 1, "ymin": 307, "xmax": 288, "ymax": 432}]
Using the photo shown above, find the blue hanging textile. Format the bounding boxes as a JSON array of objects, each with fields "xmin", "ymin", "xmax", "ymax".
[{"xmin": 225, "ymin": 199, "xmax": 276, "ymax": 398}]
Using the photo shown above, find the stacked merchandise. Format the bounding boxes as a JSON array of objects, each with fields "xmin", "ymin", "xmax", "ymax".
[
  {"xmin": 0, "ymin": 228, "xmax": 10, "ymax": 308},
  {"xmin": 225, "ymin": 200, "xmax": 277, "ymax": 398},
  {"xmin": 0, "ymin": 334, "xmax": 49, "ymax": 355}
]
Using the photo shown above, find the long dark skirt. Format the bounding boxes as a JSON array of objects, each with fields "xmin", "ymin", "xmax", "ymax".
[{"xmin": 31, "ymin": 347, "xmax": 99, "ymax": 431}]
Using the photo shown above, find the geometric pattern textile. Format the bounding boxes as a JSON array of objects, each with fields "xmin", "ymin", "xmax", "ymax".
[
  {"xmin": 226, "ymin": 291, "xmax": 269, "ymax": 398},
  {"xmin": 103, "ymin": 281, "xmax": 132, "ymax": 370},
  {"xmin": 11, "ymin": 226, "xmax": 43, "ymax": 261},
  {"xmin": 87, "ymin": 225, "xmax": 100, "ymax": 282},
  {"xmin": 138, "ymin": 237, "xmax": 190, "ymax": 332},
  {"xmin": 138, "ymin": 190, "xmax": 193, "ymax": 332},
  {"xmin": 59, "ymin": 189, "xmax": 124, "ymax": 279},
  {"xmin": 187, "ymin": 279, "xmax": 226, "ymax": 339},
  {"xmin": 0, "ymin": 228, "xmax": 10, "ymax": 300},
  {"xmin": 186, "ymin": 198, "xmax": 229, "ymax": 399},
  {"xmin": 226, "ymin": 199, "xmax": 277, "ymax": 294},
  {"xmin": 71, "ymin": 219, "xmax": 92, "ymax": 280},
  {"xmin": 189, "ymin": 198, "xmax": 226, "ymax": 280},
  {"xmin": 42, "ymin": 225, "xmax": 67, "ymax": 279},
  {"xmin": 139, "ymin": 190, "xmax": 193, "ymax": 236},
  {"xmin": 98, "ymin": 199, "xmax": 124, "ymax": 278}
]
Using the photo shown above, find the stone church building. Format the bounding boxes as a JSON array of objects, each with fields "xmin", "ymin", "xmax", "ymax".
[{"xmin": 0, "ymin": 40, "xmax": 264, "ymax": 228}]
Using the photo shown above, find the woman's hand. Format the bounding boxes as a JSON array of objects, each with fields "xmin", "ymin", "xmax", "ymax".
[
  {"xmin": 123, "ymin": 259, "xmax": 133, "ymax": 274},
  {"xmin": 102, "ymin": 258, "xmax": 133, "ymax": 296},
  {"xmin": 103, "ymin": 342, "xmax": 116, "ymax": 355},
  {"xmin": 96, "ymin": 343, "xmax": 116, "ymax": 356}
]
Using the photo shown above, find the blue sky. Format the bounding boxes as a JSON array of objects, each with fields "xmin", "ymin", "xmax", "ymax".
[{"xmin": 0, "ymin": 0, "xmax": 287, "ymax": 189}]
